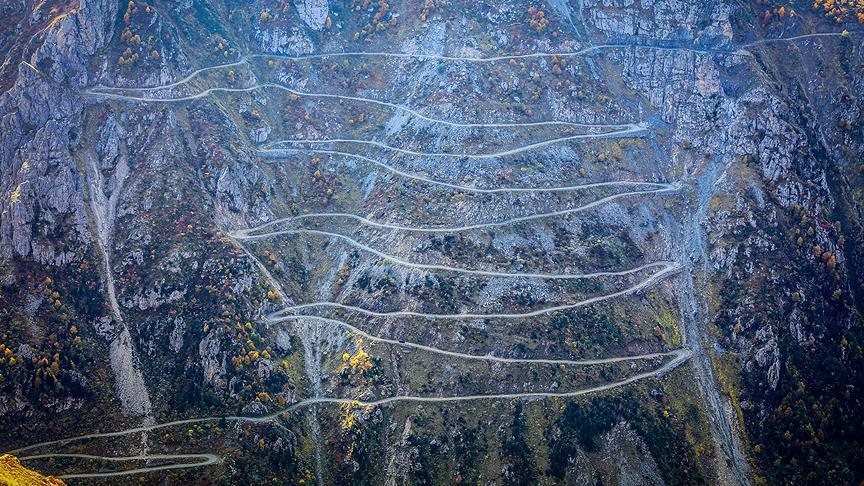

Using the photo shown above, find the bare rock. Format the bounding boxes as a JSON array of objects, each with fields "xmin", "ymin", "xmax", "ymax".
[
  {"xmin": 294, "ymin": 0, "xmax": 329, "ymax": 31},
  {"xmin": 199, "ymin": 332, "xmax": 227, "ymax": 390}
]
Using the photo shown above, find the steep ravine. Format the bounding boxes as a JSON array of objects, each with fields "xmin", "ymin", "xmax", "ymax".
[
  {"xmin": 82, "ymin": 124, "xmax": 154, "ymax": 421},
  {"xmin": 677, "ymin": 164, "xmax": 751, "ymax": 486}
]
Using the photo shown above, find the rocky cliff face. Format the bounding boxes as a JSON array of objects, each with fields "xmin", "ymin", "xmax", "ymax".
[{"xmin": 1, "ymin": 0, "xmax": 861, "ymax": 484}]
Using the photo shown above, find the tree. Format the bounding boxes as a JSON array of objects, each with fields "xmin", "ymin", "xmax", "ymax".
[{"xmin": 501, "ymin": 402, "xmax": 536, "ymax": 485}]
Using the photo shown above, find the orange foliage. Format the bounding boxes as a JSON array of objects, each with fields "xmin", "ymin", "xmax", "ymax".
[
  {"xmin": 812, "ymin": 0, "xmax": 864, "ymax": 22},
  {"xmin": 528, "ymin": 7, "xmax": 549, "ymax": 31}
]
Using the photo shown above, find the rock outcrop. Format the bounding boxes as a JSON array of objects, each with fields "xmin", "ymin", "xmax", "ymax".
[{"xmin": 294, "ymin": 0, "xmax": 329, "ymax": 31}]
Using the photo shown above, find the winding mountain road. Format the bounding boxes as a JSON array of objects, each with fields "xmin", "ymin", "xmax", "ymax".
[
  {"xmin": 85, "ymin": 40, "xmax": 766, "ymax": 93},
  {"xmin": 19, "ymin": 453, "xmax": 221, "ymax": 480},
  {"xmin": 260, "ymin": 122, "xmax": 648, "ymax": 160},
  {"xmin": 260, "ymin": 148, "xmax": 669, "ymax": 194},
  {"xmin": 235, "ymin": 183, "xmax": 678, "ymax": 237},
  {"xmin": 83, "ymin": 32, "xmax": 852, "ymax": 98},
  {"xmin": 7, "ymin": 348, "xmax": 690, "ymax": 459},
  {"xmin": 232, "ymin": 224, "xmax": 676, "ymax": 280},
  {"xmin": 743, "ymin": 31, "xmax": 854, "ymax": 47},
  {"xmin": 270, "ymin": 313, "xmax": 683, "ymax": 366},
  {"xmin": 272, "ymin": 261, "xmax": 680, "ymax": 320},
  {"xmin": 85, "ymin": 82, "xmax": 623, "ymax": 130}
]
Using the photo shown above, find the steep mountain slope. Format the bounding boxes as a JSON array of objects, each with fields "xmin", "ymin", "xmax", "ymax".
[
  {"xmin": 0, "ymin": 0, "xmax": 861, "ymax": 484},
  {"xmin": 0, "ymin": 454, "xmax": 64, "ymax": 485}
]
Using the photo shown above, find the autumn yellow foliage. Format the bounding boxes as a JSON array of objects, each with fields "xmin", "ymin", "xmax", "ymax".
[
  {"xmin": 761, "ymin": 0, "xmax": 864, "ymax": 24},
  {"xmin": 528, "ymin": 7, "xmax": 549, "ymax": 31},
  {"xmin": 812, "ymin": 0, "xmax": 864, "ymax": 22},
  {"xmin": 0, "ymin": 454, "xmax": 65, "ymax": 485},
  {"xmin": 342, "ymin": 339, "xmax": 373, "ymax": 374},
  {"xmin": 339, "ymin": 400, "xmax": 366, "ymax": 431}
]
